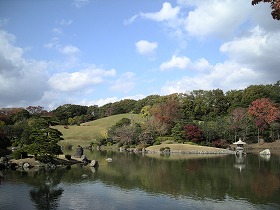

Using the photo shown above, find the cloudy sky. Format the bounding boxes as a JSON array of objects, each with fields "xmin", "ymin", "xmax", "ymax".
[{"xmin": 0, "ymin": 0, "xmax": 279, "ymax": 110}]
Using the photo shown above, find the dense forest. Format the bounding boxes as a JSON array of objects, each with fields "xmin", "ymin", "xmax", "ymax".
[{"xmin": 1, "ymin": 82, "xmax": 280, "ymax": 159}]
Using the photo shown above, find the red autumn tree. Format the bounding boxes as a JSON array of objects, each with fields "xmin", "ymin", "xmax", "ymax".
[
  {"xmin": 185, "ymin": 124, "xmax": 203, "ymax": 143},
  {"xmin": 248, "ymin": 98, "xmax": 280, "ymax": 142},
  {"xmin": 252, "ymin": 0, "xmax": 280, "ymax": 20}
]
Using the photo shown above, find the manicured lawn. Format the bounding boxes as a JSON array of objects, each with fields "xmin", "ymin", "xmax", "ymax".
[{"xmin": 54, "ymin": 113, "xmax": 145, "ymax": 147}]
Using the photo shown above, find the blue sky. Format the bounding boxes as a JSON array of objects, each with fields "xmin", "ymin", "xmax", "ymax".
[{"xmin": 0, "ymin": 0, "xmax": 279, "ymax": 110}]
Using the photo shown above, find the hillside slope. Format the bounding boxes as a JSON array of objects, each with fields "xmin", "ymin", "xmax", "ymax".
[{"xmin": 54, "ymin": 113, "xmax": 144, "ymax": 147}]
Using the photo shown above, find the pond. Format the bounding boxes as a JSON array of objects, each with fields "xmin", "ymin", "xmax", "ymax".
[{"xmin": 0, "ymin": 150, "xmax": 280, "ymax": 210}]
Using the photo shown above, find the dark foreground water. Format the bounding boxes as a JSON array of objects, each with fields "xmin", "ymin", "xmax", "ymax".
[{"xmin": 1, "ymin": 151, "xmax": 280, "ymax": 210}]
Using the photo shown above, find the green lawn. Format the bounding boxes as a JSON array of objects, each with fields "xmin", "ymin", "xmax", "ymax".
[{"xmin": 54, "ymin": 113, "xmax": 145, "ymax": 148}]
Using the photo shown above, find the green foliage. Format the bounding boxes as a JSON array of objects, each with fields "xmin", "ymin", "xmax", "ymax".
[
  {"xmin": 140, "ymin": 105, "xmax": 152, "ymax": 118},
  {"xmin": 52, "ymin": 104, "xmax": 88, "ymax": 124},
  {"xmin": 1, "ymin": 81, "xmax": 280, "ymax": 150},
  {"xmin": 133, "ymin": 95, "xmax": 161, "ymax": 113},
  {"xmin": 153, "ymin": 140, "xmax": 161, "ymax": 145},
  {"xmin": 11, "ymin": 109, "xmax": 30, "ymax": 123},
  {"xmin": 115, "ymin": 118, "xmax": 131, "ymax": 127},
  {"xmin": 0, "ymin": 130, "xmax": 11, "ymax": 149},
  {"xmin": 35, "ymin": 154, "xmax": 54, "ymax": 163},
  {"xmin": 156, "ymin": 136, "xmax": 173, "ymax": 143},
  {"xmin": 171, "ymin": 122, "xmax": 186, "ymax": 142},
  {"xmin": 12, "ymin": 150, "xmax": 28, "ymax": 160},
  {"xmin": 159, "ymin": 147, "xmax": 165, "ymax": 152},
  {"xmin": 12, "ymin": 117, "xmax": 64, "ymax": 160}
]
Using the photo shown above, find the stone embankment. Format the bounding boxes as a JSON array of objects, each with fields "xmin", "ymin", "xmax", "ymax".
[{"xmin": 145, "ymin": 144, "xmax": 235, "ymax": 155}]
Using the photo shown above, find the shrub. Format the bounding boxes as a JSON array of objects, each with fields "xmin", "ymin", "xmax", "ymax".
[
  {"xmin": 160, "ymin": 147, "xmax": 165, "ymax": 152},
  {"xmin": 65, "ymin": 154, "xmax": 71, "ymax": 160},
  {"xmin": 153, "ymin": 140, "xmax": 161, "ymax": 145},
  {"xmin": 35, "ymin": 155, "xmax": 53, "ymax": 163},
  {"xmin": 12, "ymin": 150, "xmax": 28, "ymax": 160},
  {"xmin": 137, "ymin": 144, "xmax": 145, "ymax": 151},
  {"xmin": 200, "ymin": 141, "xmax": 211, "ymax": 147},
  {"xmin": 123, "ymin": 145, "xmax": 129, "ymax": 150},
  {"xmin": 211, "ymin": 139, "xmax": 228, "ymax": 149},
  {"xmin": 156, "ymin": 136, "xmax": 173, "ymax": 143}
]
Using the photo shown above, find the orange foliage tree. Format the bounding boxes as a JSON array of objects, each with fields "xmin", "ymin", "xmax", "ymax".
[
  {"xmin": 150, "ymin": 95, "xmax": 181, "ymax": 134},
  {"xmin": 248, "ymin": 98, "xmax": 280, "ymax": 142}
]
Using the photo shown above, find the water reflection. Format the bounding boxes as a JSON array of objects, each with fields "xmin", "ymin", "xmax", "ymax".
[
  {"xmin": 260, "ymin": 154, "xmax": 271, "ymax": 161},
  {"xmin": 29, "ymin": 176, "xmax": 63, "ymax": 210},
  {"xmin": 0, "ymin": 151, "xmax": 280, "ymax": 210},
  {"xmin": 234, "ymin": 155, "xmax": 246, "ymax": 172}
]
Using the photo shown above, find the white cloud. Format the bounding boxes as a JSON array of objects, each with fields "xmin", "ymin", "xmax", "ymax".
[
  {"xmin": 0, "ymin": 18, "xmax": 9, "ymax": 27},
  {"xmin": 44, "ymin": 38, "xmax": 80, "ymax": 56},
  {"xmin": 161, "ymin": 60, "xmax": 261, "ymax": 95},
  {"xmin": 184, "ymin": 0, "xmax": 250, "ymax": 38},
  {"xmin": 79, "ymin": 94, "xmax": 145, "ymax": 107},
  {"xmin": 52, "ymin": 27, "xmax": 63, "ymax": 35},
  {"xmin": 135, "ymin": 40, "xmax": 158, "ymax": 58},
  {"xmin": 0, "ymin": 30, "xmax": 48, "ymax": 107},
  {"xmin": 49, "ymin": 67, "xmax": 116, "ymax": 92},
  {"xmin": 72, "ymin": 0, "xmax": 89, "ymax": 8},
  {"xmin": 124, "ymin": 15, "xmax": 139, "ymax": 25},
  {"xmin": 140, "ymin": 2, "xmax": 180, "ymax": 22},
  {"xmin": 220, "ymin": 26, "xmax": 280, "ymax": 79},
  {"xmin": 122, "ymin": 94, "xmax": 146, "ymax": 101},
  {"xmin": 191, "ymin": 58, "xmax": 212, "ymax": 71},
  {"xmin": 93, "ymin": 97, "xmax": 119, "ymax": 107},
  {"xmin": 160, "ymin": 55, "xmax": 190, "ymax": 71},
  {"xmin": 58, "ymin": 19, "xmax": 73, "ymax": 26},
  {"xmin": 110, "ymin": 72, "xmax": 136, "ymax": 93},
  {"xmin": 44, "ymin": 37, "xmax": 59, "ymax": 49},
  {"xmin": 59, "ymin": 45, "xmax": 80, "ymax": 55}
]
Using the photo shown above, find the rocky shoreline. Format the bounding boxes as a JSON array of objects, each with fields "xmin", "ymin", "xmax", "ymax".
[
  {"xmin": 1, "ymin": 141, "xmax": 279, "ymax": 171},
  {"xmin": 0, "ymin": 156, "xmax": 84, "ymax": 172}
]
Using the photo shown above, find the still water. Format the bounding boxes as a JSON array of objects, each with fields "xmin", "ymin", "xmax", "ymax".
[{"xmin": 0, "ymin": 150, "xmax": 280, "ymax": 210}]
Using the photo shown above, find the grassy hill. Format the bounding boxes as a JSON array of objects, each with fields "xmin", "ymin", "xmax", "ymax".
[{"xmin": 54, "ymin": 113, "xmax": 145, "ymax": 148}]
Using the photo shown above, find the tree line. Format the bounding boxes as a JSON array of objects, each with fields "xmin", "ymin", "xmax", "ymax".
[{"xmin": 0, "ymin": 82, "xmax": 280, "ymax": 158}]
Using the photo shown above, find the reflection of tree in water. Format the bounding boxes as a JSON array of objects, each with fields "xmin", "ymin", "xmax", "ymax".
[
  {"xmin": 29, "ymin": 176, "xmax": 64, "ymax": 210},
  {"xmin": 250, "ymin": 173, "xmax": 280, "ymax": 198}
]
